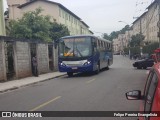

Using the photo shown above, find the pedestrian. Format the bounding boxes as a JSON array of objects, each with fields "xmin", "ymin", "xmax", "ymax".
[{"xmin": 32, "ymin": 56, "xmax": 38, "ymax": 77}]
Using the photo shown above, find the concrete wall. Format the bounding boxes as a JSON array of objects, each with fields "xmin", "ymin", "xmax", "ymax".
[
  {"xmin": 37, "ymin": 44, "xmax": 49, "ymax": 74},
  {"xmin": 0, "ymin": 37, "xmax": 57, "ymax": 81},
  {"xmin": 53, "ymin": 47, "xmax": 58, "ymax": 71},
  {"xmin": 0, "ymin": 40, "xmax": 6, "ymax": 81},
  {"xmin": 15, "ymin": 41, "xmax": 32, "ymax": 79}
]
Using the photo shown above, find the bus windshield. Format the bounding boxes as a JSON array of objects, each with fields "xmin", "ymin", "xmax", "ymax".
[{"xmin": 59, "ymin": 37, "xmax": 92, "ymax": 58}]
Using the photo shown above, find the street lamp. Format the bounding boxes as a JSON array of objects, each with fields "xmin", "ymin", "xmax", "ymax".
[
  {"xmin": 118, "ymin": 21, "xmax": 129, "ymax": 25},
  {"xmin": 118, "ymin": 21, "xmax": 131, "ymax": 59}
]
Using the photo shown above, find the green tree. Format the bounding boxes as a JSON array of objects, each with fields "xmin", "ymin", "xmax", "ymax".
[
  {"xmin": 103, "ymin": 25, "xmax": 131, "ymax": 41},
  {"xmin": 8, "ymin": 8, "xmax": 51, "ymax": 42},
  {"xmin": 110, "ymin": 31, "xmax": 120, "ymax": 40},
  {"xmin": 103, "ymin": 31, "xmax": 120, "ymax": 41},
  {"xmin": 120, "ymin": 25, "xmax": 130, "ymax": 34},
  {"xmin": 130, "ymin": 34, "xmax": 145, "ymax": 47},
  {"xmin": 102, "ymin": 33, "xmax": 110, "ymax": 40},
  {"xmin": 49, "ymin": 22, "xmax": 70, "ymax": 41},
  {"xmin": 7, "ymin": 8, "xmax": 70, "ymax": 42}
]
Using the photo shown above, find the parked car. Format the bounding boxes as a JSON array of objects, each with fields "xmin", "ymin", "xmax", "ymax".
[
  {"xmin": 126, "ymin": 62, "xmax": 160, "ymax": 120},
  {"xmin": 133, "ymin": 58, "xmax": 154, "ymax": 69}
]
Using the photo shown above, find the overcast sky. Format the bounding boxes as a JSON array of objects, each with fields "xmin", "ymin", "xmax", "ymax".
[{"xmin": 3, "ymin": 0, "xmax": 152, "ymax": 36}]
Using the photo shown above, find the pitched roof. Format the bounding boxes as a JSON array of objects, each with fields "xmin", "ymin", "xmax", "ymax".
[
  {"xmin": 146, "ymin": 0, "xmax": 157, "ymax": 9},
  {"xmin": 132, "ymin": 0, "xmax": 158, "ymax": 24},
  {"xmin": 18, "ymin": 0, "xmax": 81, "ymax": 20},
  {"xmin": 132, "ymin": 12, "xmax": 147, "ymax": 24},
  {"xmin": 81, "ymin": 21, "xmax": 89, "ymax": 28}
]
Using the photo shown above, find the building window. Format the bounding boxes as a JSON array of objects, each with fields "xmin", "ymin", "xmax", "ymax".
[
  {"xmin": 69, "ymin": 15, "xmax": 70, "ymax": 21},
  {"xmin": 71, "ymin": 16, "xmax": 73, "ymax": 23},
  {"xmin": 59, "ymin": 8, "xmax": 61, "ymax": 17},
  {"xmin": 63, "ymin": 11, "xmax": 65, "ymax": 18},
  {"xmin": 66, "ymin": 13, "xmax": 68, "ymax": 20},
  {"xmin": 53, "ymin": 19, "xmax": 56, "ymax": 22}
]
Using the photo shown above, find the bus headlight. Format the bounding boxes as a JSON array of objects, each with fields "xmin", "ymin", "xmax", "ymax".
[
  {"xmin": 83, "ymin": 61, "xmax": 91, "ymax": 66},
  {"xmin": 60, "ymin": 62, "xmax": 66, "ymax": 66}
]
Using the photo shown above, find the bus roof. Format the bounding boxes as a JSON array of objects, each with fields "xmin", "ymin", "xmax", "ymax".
[{"xmin": 61, "ymin": 35, "xmax": 112, "ymax": 43}]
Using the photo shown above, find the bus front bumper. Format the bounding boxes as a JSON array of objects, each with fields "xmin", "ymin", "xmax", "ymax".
[{"xmin": 59, "ymin": 65, "xmax": 93, "ymax": 73}]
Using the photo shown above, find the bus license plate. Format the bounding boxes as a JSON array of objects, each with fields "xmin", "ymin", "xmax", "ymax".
[{"xmin": 72, "ymin": 67, "xmax": 78, "ymax": 70}]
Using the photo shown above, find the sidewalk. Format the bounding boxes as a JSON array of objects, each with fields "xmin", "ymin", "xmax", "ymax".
[{"xmin": 0, "ymin": 72, "xmax": 66, "ymax": 93}]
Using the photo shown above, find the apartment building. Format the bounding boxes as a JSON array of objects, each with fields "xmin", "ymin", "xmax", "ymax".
[
  {"xmin": 123, "ymin": 31, "xmax": 130, "ymax": 47},
  {"xmin": 7, "ymin": 0, "xmax": 93, "ymax": 35},
  {"xmin": 7, "ymin": 0, "xmax": 30, "ymax": 19},
  {"xmin": 118, "ymin": 34, "xmax": 125, "ymax": 52},
  {"xmin": 113, "ymin": 38, "xmax": 120, "ymax": 54},
  {"xmin": 113, "ymin": 0, "xmax": 160, "ymax": 54},
  {"xmin": 146, "ymin": 0, "xmax": 159, "ymax": 42},
  {"xmin": 132, "ymin": 18, "xmax": 141, "ymax": 36},
  {"xmin": 141, "ymin": 12, "xmax": 148, "ymax": 41},
  {"xmin": 113, "ymin": 29, "xmax": 134, "ymax": 54},
  {"xmin": 131, "ymin": 0, "xmax": 159, "ymax": 43}
]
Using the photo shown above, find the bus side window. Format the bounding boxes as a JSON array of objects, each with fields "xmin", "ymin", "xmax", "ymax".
[
  {"xmin": 109, "ymin": 43, "xmax": 111, "ymax": 50},
  {"xmin": 92, "ymin": 38, "xmax": 97, "ymax": 54},
  {"xmin": 106, "ymin": 43, "xmax": 108, "ymax": 49},
  {"xmin": 103, "ymin": 42, "xmax": 105, "ymax": 50},
  {"xmin": 101, "ymin": 41, "xmax": 103, "ymax": 50},
  {"xmin": 97, "ymin": 40, "xmax": 99, "ymax": 49},
  {"xmin": 99, "ymin": 41, "xmax": 101, "ymax": 50}
]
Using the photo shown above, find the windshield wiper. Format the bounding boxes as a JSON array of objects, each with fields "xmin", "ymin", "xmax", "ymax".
[{"xmin": 75, "ymin": 45, "xmax": 83, "ymax": 57}]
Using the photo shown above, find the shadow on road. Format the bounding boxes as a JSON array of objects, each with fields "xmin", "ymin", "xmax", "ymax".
[{"xmin": 63, "ymin": 68, "xmax": 111, "ymax": 78}]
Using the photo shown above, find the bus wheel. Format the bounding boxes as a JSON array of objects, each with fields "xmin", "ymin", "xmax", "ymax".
[
  {"xmin": 106, "ymin": 66, "xmax": 109, "ymax": 70},
  {"xmin": 95, "ymin": 64, "xmax": 100, "ymax": 74},
  {"xmin": 67, "ymin": 72, "xmax": 73, "ymax": 77}
]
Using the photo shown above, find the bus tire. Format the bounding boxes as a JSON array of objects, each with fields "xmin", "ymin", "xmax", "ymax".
[
  {"xmin": 106, "ymin": 66, "xmax": 109, "ymax": 70},
  {"xmin": 95, "ymin": 64, "xmax": 100, "ymax": 74},
  {"xmin": 67, "ymin": 72, "xmax": 73, "ymax": 77},
  {"xmin": 106, "ymin": 60, "xmax": 109, "ymax": 70}
]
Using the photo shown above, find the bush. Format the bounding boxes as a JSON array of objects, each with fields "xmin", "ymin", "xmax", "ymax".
[
  {"xmin": 123, "ymin": 42, "xmax": 159, "ymax": 56},
  {"xmin": 130, "ymin": 46, "xmax": 140, "ymax": 55},
  {"xmin": 142, "ymin": 42, "xmax": 159, "ymax": 55}
]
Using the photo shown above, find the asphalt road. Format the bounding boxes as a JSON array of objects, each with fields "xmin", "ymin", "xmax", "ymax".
[{"xmin": 0, "ymin": 55, "xmax": 148, "ymax": 120}]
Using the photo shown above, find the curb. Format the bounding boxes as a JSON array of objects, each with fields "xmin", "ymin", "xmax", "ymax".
[{"xmin": 0, "ymin": 74, "xmax": 67, "ymax": 94}]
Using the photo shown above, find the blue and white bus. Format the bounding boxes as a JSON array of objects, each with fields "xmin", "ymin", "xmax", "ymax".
[{"xmin": 58, "ymin": 35, "xmax": 113, "ymax": 77}]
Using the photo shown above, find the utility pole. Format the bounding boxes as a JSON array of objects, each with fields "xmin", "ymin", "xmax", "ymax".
[
  {"xmin": 140, "ymin": 18, "xmax": 143, "ymax": 56},
  {"xmin": 0, "ymin": 0, "xmax": 6, "ymax": 35}
]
